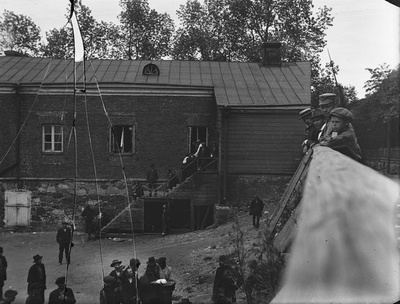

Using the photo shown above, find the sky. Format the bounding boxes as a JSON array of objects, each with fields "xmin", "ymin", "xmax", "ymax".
[{"xmin": 0, "ymin": 0, "xmax": 399, "ymax": 98}]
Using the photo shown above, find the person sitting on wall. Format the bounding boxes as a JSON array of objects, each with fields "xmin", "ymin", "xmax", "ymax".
[{"xmin": 319, "ymin": 107, "xmax": 362, "ymax": 162}]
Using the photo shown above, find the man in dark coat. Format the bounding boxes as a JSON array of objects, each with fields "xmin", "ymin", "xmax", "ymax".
[
  {"xmin": 212, "ymin": 255, "xmax": 238, "ymax": 304},
  {"xmin": 249, "ymin": 195, "xmax": 264, "ymax": 228},
  {"xmin": 146, "ymin": 163, "xmax": 159, "ymax": 197},
  {"xmin": 100, "ymin": 276, "xmax": 120, "ymax": 304},
  {"xmin": 81, "ymin": 204, "xmax": 96, "ymax": 240},
  {"xmin": 56, "ymin": 222, "xmax": 72, "ymax": 265},
  {"xmin": 27, "ymin": 254, "xmax": 46, "ymax": 304},
  {"xmin": 120, "ymin": 266, "xmax": 138, "ymax": 304},
  {"xmin": 0, "ymin": 247, "xmax": 7, "ymax": 300},
  {"xmin": 48, "ymin": 277, "xmax": 76, "ymax": 304},
  {"xmin": 138, "ymin": 257, "xmax": 160, "ymax": 304}
]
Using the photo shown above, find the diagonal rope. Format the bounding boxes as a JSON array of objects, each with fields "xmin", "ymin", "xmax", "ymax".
[{"xmin": 88, "ymin": 60, "xmax": 139, "ymax": 286}]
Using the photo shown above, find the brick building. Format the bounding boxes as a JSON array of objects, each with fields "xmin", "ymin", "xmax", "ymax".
[{"xmin": 0, "ymin": 44, "xmax": 311, "ymax": 232}]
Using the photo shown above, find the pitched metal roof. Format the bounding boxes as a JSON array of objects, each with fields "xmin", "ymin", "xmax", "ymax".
[{"xmin": 0, "ymin": 56, "xmax": 310, "ymax": 106}]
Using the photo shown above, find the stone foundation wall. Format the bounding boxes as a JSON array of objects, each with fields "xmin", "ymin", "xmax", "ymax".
[{"xmin": 0, "ymin": 179, "xmax": 137, "ymax": 231}]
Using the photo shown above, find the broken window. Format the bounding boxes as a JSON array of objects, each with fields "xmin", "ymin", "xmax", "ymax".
[{"xmin": 110, "ymin": 125, "xmax": 135, "ymax": 154}]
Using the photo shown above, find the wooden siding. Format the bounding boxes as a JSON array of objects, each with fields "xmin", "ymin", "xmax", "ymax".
[{"xmin": 226, "ymin": 112, "xmax": 304, "ymax": 174}]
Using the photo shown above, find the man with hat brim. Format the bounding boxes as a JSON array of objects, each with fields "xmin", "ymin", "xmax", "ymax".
[
  {"xmin": 56, "ymin": 221, "xmax": 73, "ymax": 266},
  {"xmin": 298, "ymin": 107, "xmax": 319, "ymax": 154},
  {"xmin": 48, "ymin": 277, "xmax": 76, "ymax": 304},
  {"xmin": 1, "ymin": 289, "xmax": 17, "ymax": 304},
  {"xmin": 320, "ymin": 107, "xmax": 362, "ymax": 161},
  {"xmin": 0, "ymin": 247, "xmax": 8, "ymax": 300},
  {"xmin": 27, "ymin": 254, "xmax": 46, "ymax": 304},
  {"xmin": 318, "ymin": 93, "xmax": 338, "ymax": 140},
  {"xmin": 139, "ymin": 257, "xmax": 160, "ymax": 304},
  {"xmin": 212, "ymin": 255, "xmax": 239, "ymax": 304},
  {"xmin": 100, "ymin": 276, "xmax": 119, "ymax": 304},
  {"xmin": 109, "ymin": 259, "xmax": 124, "ymax": 303}
]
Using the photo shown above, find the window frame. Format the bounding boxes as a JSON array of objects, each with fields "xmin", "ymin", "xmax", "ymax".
[
  {"xmin": 142, "ymin": 63, "xmax": 160, "ymax": 76},
  {"xmin": 42, "ymin": 124, "xmax": 63, "ymax": 153},
  {"xmin": 188, "ymin": 126, "xmax": 209, "ymax": 154},
  {"xmin": 110, "ymin": 125, "xmax": 135, "ymax": 155}
]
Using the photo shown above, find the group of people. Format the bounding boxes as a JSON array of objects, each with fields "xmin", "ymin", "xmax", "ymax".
[
  {"xmin": 101, "ymin": 256, "xmax": 175, "ymax": 304},
  {"xmin": 299, "ymin": 93, "xmax": 362, "ymax": 161}
]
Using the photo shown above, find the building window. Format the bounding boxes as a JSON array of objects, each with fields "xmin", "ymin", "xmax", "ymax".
[
  {"xmin": 110, "ymin": 125, "xmax": 135, "ymax": 154},
  {"xmin": 42, "ymin": 125, "xmax": 63, "ymax": 153},
  {"xmin": 143, "ymin": 64, "xmax": 159, "ymax": 76},
  {"xmin": 188, "ymin": 126, "xmax": 208, "ymax": 154}
]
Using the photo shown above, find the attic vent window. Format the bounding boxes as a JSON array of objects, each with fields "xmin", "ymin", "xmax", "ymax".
[{"xmin": 143, "ymin": 64, "xmax": 159, "ymax": 76}]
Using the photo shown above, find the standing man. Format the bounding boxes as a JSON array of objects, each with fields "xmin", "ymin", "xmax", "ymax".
[
  {"xmin": 318, "ymin": 93, "xmax": 337, "ymax": 141},
  {"xmin": 0, "ymin": 248, "xmax": 7, "ymax": 300},
  {"xmin": 249, "ymin": 195, "xmax": 264, "ymax": 228},
  {"xmin": 161, "ymin": 204, "xmax": 170, "ymax": 237},
  {"xmin": 100, "ymin": 276, "xmax": 119, "ymax": 304},
  {"xmin": 27, "ymin": 254, "xmax": 46, "ymax": 304},
  {"xmin": 157, "ymin": 257, "xmax": 173, "ymax": 282},
  {"xmin": 48, "ymin": 277, "xmax": 76, "ymax": 304},
  {"xmin": 81, "ymin": 204, "xmax": 96, "ymax": 240},
  {"xmin": 211, "ymin": 255, "xmax": 238, "ymax": 304},
  {"xmin": 56, "ymin": 222, "xmax": 72, "ymax": 265},
  {"xmin": 146, "ymin": 163, "xmax": 159, "ymax": 197}
]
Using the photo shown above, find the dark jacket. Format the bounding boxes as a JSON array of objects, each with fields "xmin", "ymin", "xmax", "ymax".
[
  {"xmin": 56, "ymin": 227, "xmax": 72, "ymax": 244},
  {"xmin": 120, "ymin": 275, "xmax": 138, "ymax": 304},
  {"xmin": 212, "ymin": 265, "xmax": 238, "ymax": 303},
  {"xmin": 249, "ymin": 198, "xmax": 264, "ymax": 217},
  {"xmin": 27, "ymin": 263, "xmax": 46, "ymax": 294},
  {"xmin": 48, "ymin": 287, "xmax": 76, "ymax": 304},
  {"xmin": 0, "ymin": 255, "xmax": 7, "ymax": 282},
  {"xmin": 100, "ymin": 286, "xmax": 119, "ymax": 304},
  {"xmin": 320, "ymin": 126, "xmax": 361, "ymax": 161}
]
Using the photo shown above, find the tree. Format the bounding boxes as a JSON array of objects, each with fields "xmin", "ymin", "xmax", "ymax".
[
  {"xmin": 0, "ymin": 10, "xmax": 41, "ymax": 56},
  {"xmin": 173, "ymin": 0, "xmax": 333, "ymax": 63},
  {"xmin": 41, "ymin": 4, "xmax": 123, "ymax": 59},
  {"xmin": 118, "ymin": 0, "xmax": 175, "ymax": 60},
  {"xmin": 311, "ymin": 60, "xmax": 357, "ymax": 108}
]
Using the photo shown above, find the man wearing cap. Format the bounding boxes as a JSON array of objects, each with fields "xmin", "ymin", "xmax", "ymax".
[
  {"xmin": 318, "ymin": 93, "xmax": 337, "ymax": 141},
  {"xmin": 100, "ymin": 276, "xmax": 119, "ymax": 304},
  {"xmin": 27, "ymin": 254, "xmax": 46, "ymax": 304},
  {"xmin": 0, "ymin": 248, "xmax": 7, "ymax": 300},
  {"xmin": 48, "ymin": 277, "xmax": 76, "ymax": 304},
  {"xmin": 56, "ymin": 221, "xmax": 72, "ymax": 265},
  {"xmin": 299, "ymin": 108, "xmax": 319, "ymax": 153},
  {"xmin": 0, "ymin": 289, "xmax": 17, "ymax": 304},
  {"xmin": 319, "ymin": 107, "xmax": 362, "ymax": 161}
]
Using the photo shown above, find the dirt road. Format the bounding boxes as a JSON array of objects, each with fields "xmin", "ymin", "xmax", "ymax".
[{"xmin": 1, "ymin": 211, "xmax": 257, "ymax": 304}]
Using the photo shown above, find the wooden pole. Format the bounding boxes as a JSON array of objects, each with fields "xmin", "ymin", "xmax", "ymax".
[{"xmin": 272, "ymin": 146, "xmax": 400, "ymax": 303}]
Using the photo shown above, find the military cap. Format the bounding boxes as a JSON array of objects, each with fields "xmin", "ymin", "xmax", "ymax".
[
  {"xmin": 319, "ymin": 93, "xmax": 336, "ymax": 105},
  {"xmin": 55, "ymin": 276, "xmax": 66, "ymax": 285},
  {"xmin": 330, "ymin": 107, "xmax": 354, "ymax": 122},
  {"xmin": 103, "ymin": 276, "xmax": 116, "ymax": 283},
  {"xmin": 4, "ymin": 289, "xmax": 18, "ymax": 297},
  {"xmin": 298, "ymin": 108, "xmax": 312, "ymax": 120},
  {"xmin": 310, "ymin": 108, "xmax": 325, "ymax": 119}
]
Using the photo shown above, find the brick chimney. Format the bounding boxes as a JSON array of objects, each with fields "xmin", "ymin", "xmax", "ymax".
[{"xmin": 261, "ymin": 42, "xmax": 281, "ymax": 66}]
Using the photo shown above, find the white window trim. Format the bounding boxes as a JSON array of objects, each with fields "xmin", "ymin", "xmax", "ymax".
[{"xmin": 42, "ymin": 125, "xmax": 63, "ymax": 153}]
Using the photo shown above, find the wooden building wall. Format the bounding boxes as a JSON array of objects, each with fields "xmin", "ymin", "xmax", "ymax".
[{"xmin": 225, "ymin": 110, "xmax": 304, "ymax": 175}]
